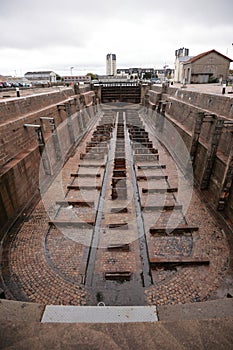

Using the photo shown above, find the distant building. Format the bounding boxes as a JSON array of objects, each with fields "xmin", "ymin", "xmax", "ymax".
[
  {"xmin": 98, "ymin": 75, "xmax": 127, "ymax": 80},
  {"xmin": 155, "ymin": 68, "xmax": 174, "ymax": 80},
  {"xmin": 174, "ymin": 48, "xmax": 192, "ymax": 83},
  {"xmin": 24, "ymin": 71, "xmax": 57, "ymax": 83},
  {"xmin": 62, "ymin": 75, "xmax": 91, "ymax": 83},
  {"xmin": 183, "ymin": 49, "xmax": 232, "ymax": 84},
  {"xmin": 106, "ymin": 54, "xmax": 117, "ymax": 76},
  {"xmin": 174, "ymin": 48, "xmax": 233, "ymax": 84},
  {"xmin": 0, "ymin": 75, "xmax": 12, "ymax": 82},
  {"xmin": 117, "ymin": 68, "xmax": 154, "ymax": 79},
  {"xmin": 117, "ymin": 67, "xmax": 174, "ymax": 80}
]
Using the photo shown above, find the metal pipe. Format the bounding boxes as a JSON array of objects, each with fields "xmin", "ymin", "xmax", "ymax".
[
  {"xmin": 40, "ymin": 117, "xmax": 54, "ymax": 121},
  {"xmin": 24, "ymin": 123, "xmax": 40, "ymax": 128}
]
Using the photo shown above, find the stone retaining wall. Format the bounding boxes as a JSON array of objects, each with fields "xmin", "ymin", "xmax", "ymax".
[
  {"xmin": 167, "ymin": 86, "xmax": 233, "ymax": 119},
  {"xmin": 0, "ymin": 87, "xmax": 98, "ymax": 239},
  {"xmin": 145, "ymin": 85, "xmax": 233, "ymax": 223},
  {"xmin": 0, "ymin": 88, "xmax": 74, "ymax": 123}
]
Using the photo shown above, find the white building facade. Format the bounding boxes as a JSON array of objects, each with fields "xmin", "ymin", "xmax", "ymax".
[
  {"xmin": 62, "ymin": 75, "xmax": 91, "ymax": 83},
  {"xmin": 106, "ymin": 54, "xmax": 117, "ymax": 76},
  {"xmin": 174, "ymin": 48, "xmax": 192, "ymax": 83},
  {"xmin": 174, "ymin": 48, "xmax": 232, "ymax": 84},
  {"xmin": 24, "ymin": 71, "xmax": 57, "ymax": 83}
]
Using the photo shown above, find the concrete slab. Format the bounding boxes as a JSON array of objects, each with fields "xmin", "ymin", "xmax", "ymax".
[
  {"xmin": 158, "ymin": 298, "xmax": 233, "ymax": 321},
  {"xmin": 41, "ymin": 305, "xmax": 158, "ymax": 323}
]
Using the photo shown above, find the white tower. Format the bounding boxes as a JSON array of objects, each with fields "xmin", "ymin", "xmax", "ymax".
[
  {"xmin": 106, "ymin": 53, "xmax": 116, "ymax": 76},
  {"xmin": 174, "ymin": 48, "xmax": 190, "ymax": 83}
]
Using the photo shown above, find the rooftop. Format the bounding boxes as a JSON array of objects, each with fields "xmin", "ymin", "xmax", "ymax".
[{"xmin": 185, "ymin": 49, "xmax": 233, "ymax": 64}]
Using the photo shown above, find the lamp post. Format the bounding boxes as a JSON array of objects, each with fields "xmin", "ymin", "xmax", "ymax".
[
  {"xmin": 163, "ymin": 64, "xmax": 168, "ymax": 82},
  {"xmin": 70, "ymin": 67, "xmax": 74, "ymax": 84}
]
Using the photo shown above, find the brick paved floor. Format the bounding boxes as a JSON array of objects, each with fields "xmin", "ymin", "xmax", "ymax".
[
  {"xmin": 145, "ymin": 190, "xmax": 229, "ymax": 305},
  {"xmin": 4, "ymin": 202, "xmax": 87, "ymax": 305}
]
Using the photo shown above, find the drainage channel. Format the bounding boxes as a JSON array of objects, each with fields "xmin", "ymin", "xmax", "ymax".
[{"xmin": 85, "ymin": 109, "xmax": 152, "ymax": 306}]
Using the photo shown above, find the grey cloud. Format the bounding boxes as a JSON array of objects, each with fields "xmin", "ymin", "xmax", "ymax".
[
  {"xmin": 0, "ymin": 0, "xmax": 232, "ymax": 50},
  {"xmin": 2, "ymin": 0, "xmax": 232, "ymax": 24},
  {"xmin": 0, "ymin": 13, "xmax": 90, "ymax": 49},
  {"xmin": 0, "ymin": 0, "xmax": 232, "ymax": 75}
]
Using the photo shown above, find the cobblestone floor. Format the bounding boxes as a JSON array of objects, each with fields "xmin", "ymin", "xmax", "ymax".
[
  {"xmin": 4, "ymin": 202, "xmax": 87, "ymax": 305},
  {"xmin": 145, "ymin": 190, "xmax": 230, "ymax": 305}
]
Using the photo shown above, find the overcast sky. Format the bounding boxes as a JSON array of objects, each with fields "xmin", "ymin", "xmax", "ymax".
[{"xmin": 1, "ymin": 0, "xmax": 233, "ymax": 77}]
